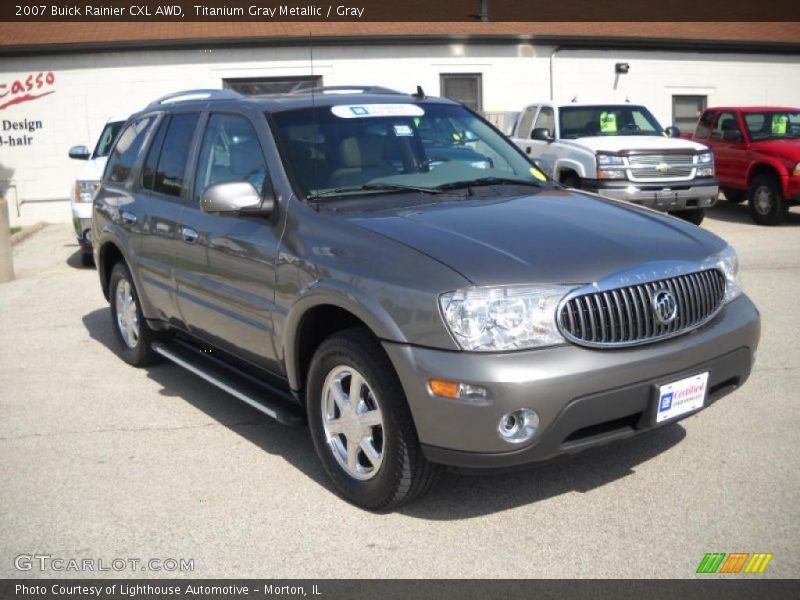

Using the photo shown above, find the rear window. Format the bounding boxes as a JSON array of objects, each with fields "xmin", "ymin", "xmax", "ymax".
[{"xmin": 743, "ymin": 111, "xmax": 800, "ymax": 141}]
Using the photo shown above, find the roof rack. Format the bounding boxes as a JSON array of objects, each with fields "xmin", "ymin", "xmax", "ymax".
[
  {"xmin": 146, "ymin": 89, "xmax": 241, "ymax": 108},
  {"xmin": 287, "ymin": 85, "xmax": 404, "ymax": 96}
]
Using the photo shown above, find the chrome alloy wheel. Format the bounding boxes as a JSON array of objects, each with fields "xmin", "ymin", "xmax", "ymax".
[
  {"xmin": 115, "ymin": 278, "xmax": 140, "ymax": 349},
  {"xmin": 753, "ymin": 184, "xmax": 774, "ymax": 216},
  {"xmin": 321, "ymin": 366, "xmax": 385, "ymax": 481}
]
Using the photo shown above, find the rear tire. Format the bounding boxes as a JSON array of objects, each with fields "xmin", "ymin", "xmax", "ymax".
[
  {"xmin": 749, "ymin": 174, "xmax": 787, "ymax": 225},
  {"xmin": 108, "ymin": 262, "xmax": 160, "ymax": 367},
  {"xmin": 306, "ymin": 328, "xmax": 441, "ymax": 511},
  {"xmin": 669, "ymin": 209, "xmax": 705, "ymax": 226}
]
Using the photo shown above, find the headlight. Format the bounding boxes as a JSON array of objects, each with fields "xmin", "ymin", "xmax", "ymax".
[
  {"xmin": 74, "ymin": 180, "xmax": 100, "ymax": 203},
  {"xmin": 596, "ymin": 153, "xmax": 626, "ymax": 180},
  {"xmin": 713, "ymin": 246, "xmax": 742, "ymax": 305},
  {"xmin": 793, "ymin": 162, "xmax": 800, "ymax": 177},
  {"xmin": 597, "ymin": 154, "xmax": 625, "ymax": 167},
  {"xmin": 439, "ymin": 285, "xmax": 574, "ymax": 351},
  {"xmin": 697, "ymin": 152, "xmax": 714, "ymax": 177}
]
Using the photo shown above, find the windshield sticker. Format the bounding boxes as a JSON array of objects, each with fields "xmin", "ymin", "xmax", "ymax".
[
  {"xmin": 772, "ymin": 115, "xmax": 788, "ymax": 135},
  {"xmin": 331, "ymin": 104, "xmax": 425, "ymax": 119},
  {"xmin": 600, "ymin": 112, "xmax": 617, "ymax": 133},
  {"xmin": 393, "ymin": 124, "xmax": 413, "ymax": 136}
]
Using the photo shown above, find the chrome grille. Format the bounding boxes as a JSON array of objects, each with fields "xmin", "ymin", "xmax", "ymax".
[
  {"xmin": 628, "ymin": 154, "xmax": 695, "ymax": 179},
  {"xmin": 558, "ymin": 269, "xmax": 726, "ymax": 347}
]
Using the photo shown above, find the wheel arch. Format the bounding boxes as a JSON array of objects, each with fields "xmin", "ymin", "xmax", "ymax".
[{"xmin": 284, "ymin": 283, "xmax": 408, "ymax": 400}]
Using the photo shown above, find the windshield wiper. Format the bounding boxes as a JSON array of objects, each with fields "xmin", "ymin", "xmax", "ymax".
[
  {"xmin": 307, "ymin": 182, "xmax": 443, "ymax": 200},
  {"xmin": 437, "ymin": 177, "xmax": 544, "ymax": 191}
]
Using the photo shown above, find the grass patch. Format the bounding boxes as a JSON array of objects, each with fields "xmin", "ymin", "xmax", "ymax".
[{"xmin": 10, "ymin": 226, "xmax": 21, "ymax": 236}]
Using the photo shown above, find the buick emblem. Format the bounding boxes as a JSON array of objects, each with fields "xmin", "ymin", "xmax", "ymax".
[{"xmin": 651, "ymin": 289, "xmax": 678, "ymax": 325}]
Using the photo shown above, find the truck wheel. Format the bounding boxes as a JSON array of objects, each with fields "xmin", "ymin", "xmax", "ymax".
[
  {"xmin": 562, "ymin": 174, "xmax": 581, "ymax": 189},
  {"xmin": 306, "ymin": 328, "xmax": 441, "ymax": 510},
  {"xmin": 722, "ymin": 188, "xmax": 745, "ymax": 204},
  {"xmin": 108, "ymin": 262, "xmax": 160, "ymax": 367},
  {"xmin": 749, "ymin": 174, "xmax": 787, "ymax": 225},
  {"xmin": 80, "ymin": 251, "xmax": 95, "ymax": 267},
  {"xmin": 669, "ymin": 209, "xmax": 705, "ymax": 226}
]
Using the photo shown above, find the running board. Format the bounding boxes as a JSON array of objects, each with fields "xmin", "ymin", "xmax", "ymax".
[{"xmin": 152, "ymin": 341, "xmax": 304, "ymax": 426}]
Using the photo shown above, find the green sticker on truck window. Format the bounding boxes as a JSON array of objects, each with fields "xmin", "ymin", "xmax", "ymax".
[
  {"xmin": 772, "ymin": 115, "xmax": 788, "ymax": 135},
  {"xmin": 600, "ymin": 112, "xmax": 617, "ymax": 133}
]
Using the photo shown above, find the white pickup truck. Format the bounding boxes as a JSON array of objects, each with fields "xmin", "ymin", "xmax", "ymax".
[{"xmin": 509, "ymin": 101, "xmax": 718, "ymax": 225}]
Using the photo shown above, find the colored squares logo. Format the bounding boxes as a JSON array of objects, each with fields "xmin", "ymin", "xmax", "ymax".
[{"xmin": 696, "ymin": 552, "xmax": 773, "ymax": 574}]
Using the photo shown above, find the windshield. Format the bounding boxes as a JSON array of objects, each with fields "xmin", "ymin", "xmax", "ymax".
[
  {"xmin": 742, "ymin": 111, "xmax": 800, "ymax": 141},
  {"xmin": 271, "ymin": 102, "xmax": 544, "ymax": 199},
  {"xmin": 92, "ymin": 121, "xmax": 125, "ymax": 159},
  {"xmin": 559, "ymin": 105, "xmax": 664, "ymax": 139}
]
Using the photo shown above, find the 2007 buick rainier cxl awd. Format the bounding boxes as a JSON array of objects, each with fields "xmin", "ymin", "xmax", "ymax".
[{"xmin": 92, "ymin": 87, "xmax": 760, "ymax": 510}]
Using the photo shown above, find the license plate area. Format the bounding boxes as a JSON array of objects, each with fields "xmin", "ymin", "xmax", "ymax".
[
  {"xmin": 654, "ymin": 372, "xmax": 709, "ymax": 424},
  {"xmin": 655, "ymin": 190, "xmax": 679, "ymax": 208}
]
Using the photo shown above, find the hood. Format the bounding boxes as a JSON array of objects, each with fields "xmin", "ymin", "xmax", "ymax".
[
  {"xmin": 345, "ymin": 190, "xmax": 726, "ymax": 286},
  {"xmin": 750, "ymin": 138, "xmax": 800, "ymax": 163},
  {"xmin": 567, "ymin": 135, "xmax": 710, "ymax": 154}
]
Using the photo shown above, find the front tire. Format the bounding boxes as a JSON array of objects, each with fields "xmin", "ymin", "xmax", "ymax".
[
  {"xmin": 749, "ymin": 174, "xmax": 787, "ymax": 225},
  {"xmin": 669, "ymin": 208, "xmax": 705, "ymax": 226},
  {"xmin": 108, "ymin": 262, "xmax": 160, "ymax": 367},
  {"xmin": 722, "ymin": 188, "xmax": 746, "ymax": 204},
  {"xmin": 80, "ymin": 251, "xmax": 94, "ymax": 268},
  {"xmin": 306, "ymin": 328, "xmax": 441, "ymax": 510}
]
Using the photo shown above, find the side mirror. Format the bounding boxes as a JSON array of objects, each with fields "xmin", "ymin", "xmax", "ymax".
[
  {"xmin": 665, "ymin": 126, "xmax": 681, "ymax": 138},
  {"xmin": 531, "ymin": 128, "xmax": 554, "ymax": 142},
  {"xmin": 68, "ymin": 145, "xmax": 91, "ymax": 160},
  {"xmin": 199, "ymin": 181, "xmax": 274, "ymax": 216},
  {"xmin": 722, "ymin": 129, "xmax": 742, "ymax": 143}
]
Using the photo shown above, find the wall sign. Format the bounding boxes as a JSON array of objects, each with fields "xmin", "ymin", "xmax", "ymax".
[{"xmin": 0, "ymin": 71, "xmax": 56, "ymax": 111}]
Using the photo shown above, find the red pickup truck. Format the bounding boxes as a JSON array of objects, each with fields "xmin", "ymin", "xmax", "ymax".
[{"xmin": 687, "ymin": 107, "xmax": 800, "ymax": 224}]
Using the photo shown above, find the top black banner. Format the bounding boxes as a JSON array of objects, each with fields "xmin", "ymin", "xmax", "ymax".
[{"xmin": 2, "ymin": 0, "xmax": 800, "ymax": 21}]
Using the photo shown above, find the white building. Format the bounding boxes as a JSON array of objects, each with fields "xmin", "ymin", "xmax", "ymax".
[{"xmin": 1, "ymin": 22, "xmax": 799, "ymax": 225}]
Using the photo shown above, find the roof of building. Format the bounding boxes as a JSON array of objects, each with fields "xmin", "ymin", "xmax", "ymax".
[{"xmin": 1, "ymin": 22, "xmax": 799, "ymax": 55}]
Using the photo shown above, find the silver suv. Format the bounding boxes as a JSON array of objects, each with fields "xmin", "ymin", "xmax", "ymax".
[{"xmin": 93, "ymin": 88, "xmax": 760, "ymax": 510}]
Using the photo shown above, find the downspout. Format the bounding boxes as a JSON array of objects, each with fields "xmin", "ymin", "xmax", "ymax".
[{"xmin": 549, "ymin": 45, "xmax": 562, "ymax": 101}]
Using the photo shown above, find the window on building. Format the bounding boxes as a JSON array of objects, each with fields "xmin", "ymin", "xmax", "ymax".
[
  {"xmin": 672, "ymin": 95, "xmax": 707, "ymax": 134},
  {"xmin": 440, "ymin": 74, "xmax": 483, "ymax": 112},
  {"xmin": 195, "ymin": 114, "xmax": 269, "ymax": 202},
  {"xmin": 223, "ymin": 76, "xmax": 322, "ymax": 96},
  {"xmin": 152, "ymin": 113, "xmax": 200, "ymax": 197},
  {"xmin": 104, "ymin": 116, "xmax": 155, "ymax": 183}
]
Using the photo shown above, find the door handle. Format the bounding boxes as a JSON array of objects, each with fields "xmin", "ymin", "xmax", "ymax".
[
  {"xmin": 525, "ymin": 146, "xmax": 532, "ymax": 154},
  {"xmin": 121, "ymin": 211, "xmax": 137, "ymax": 225},
  {"xmin": 181, "ymin": 227, "xmax": 199, "ymax": 243}
]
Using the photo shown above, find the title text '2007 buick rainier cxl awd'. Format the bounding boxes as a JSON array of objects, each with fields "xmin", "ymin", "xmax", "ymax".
[{"xmin": 92, "ymin": 87, "xmax": 760, "ymax": 510}]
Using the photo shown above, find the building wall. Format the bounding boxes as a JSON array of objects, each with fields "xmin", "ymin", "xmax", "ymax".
[{"xmin": 1, "ymin": 42, "xmax": 798, "ymax": 225}]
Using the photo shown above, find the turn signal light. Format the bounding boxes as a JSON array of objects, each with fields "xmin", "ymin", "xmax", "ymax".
[{"xmin": 428, "ymin": 379, "xmax": 488, "ymax": 402}]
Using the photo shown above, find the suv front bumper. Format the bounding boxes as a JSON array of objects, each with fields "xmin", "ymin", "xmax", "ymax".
[
  {"xmin": 582, "ymin": 177, "xmax": 719, "ymax": 211},
  {"xmin": 382, "ymin": 294, "xmax": 759, "ymax": 469}
]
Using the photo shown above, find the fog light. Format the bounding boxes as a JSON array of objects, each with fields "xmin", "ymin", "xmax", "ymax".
[{"xmin": 498, "ymin": 408, "xmax": 539, "ymax": 444}]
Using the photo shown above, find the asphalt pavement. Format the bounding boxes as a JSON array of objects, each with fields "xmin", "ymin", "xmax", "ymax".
[{"xmin": 0, "ymin": 202, "xmax": 798, "ymax": 578}]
